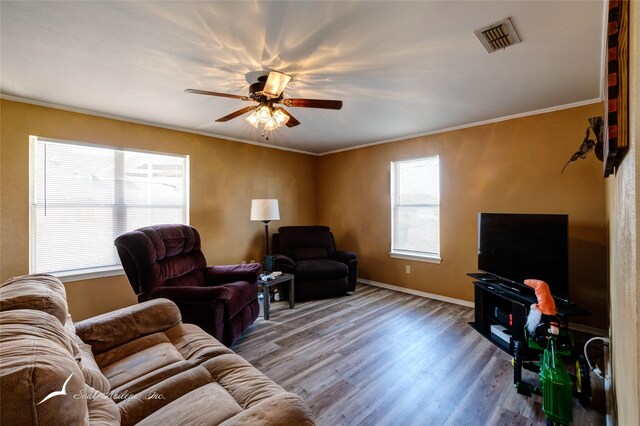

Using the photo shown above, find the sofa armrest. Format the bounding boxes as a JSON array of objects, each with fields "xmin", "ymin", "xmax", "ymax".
[
  {"xmin": 75, "ymin": 298, "xmax": 181, "ymax": 354},
  {"xmin": 220, "ymin": 393, "xmax": 315, "ymax": 426},
  {"xmin": 331, "ymin": 250, "xmax": 358, "ymax": 263},
  {"xmin": 205, "ymin": 263, "xmax": 261, "ymax": 285},
  {"xmin": 147, "ymin": 286, "xmax": 229, "ymax": 341}
]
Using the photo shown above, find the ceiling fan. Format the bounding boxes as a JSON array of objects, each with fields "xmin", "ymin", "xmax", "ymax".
[{"xmin": 185, "ymin": 71, "xmax": 342, "ymax": 136}]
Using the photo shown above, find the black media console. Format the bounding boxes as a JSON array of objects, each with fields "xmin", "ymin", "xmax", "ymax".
[{"xmin": 467, "ymin": 272, "xmax": 589, "ymax": 355}]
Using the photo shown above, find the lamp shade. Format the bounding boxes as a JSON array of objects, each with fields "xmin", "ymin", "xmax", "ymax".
[{"xmin": 250, "ymin": 199, "xmax": 280, "ymax": 221}]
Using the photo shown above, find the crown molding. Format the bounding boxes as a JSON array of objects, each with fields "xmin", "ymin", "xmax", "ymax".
[
  {"xmin": 319, "ymin": 98, "xmax": 604, "ymax": 156},
  {"xmin": 2, "ymin": 94, "xmax": 603, "ymax": 158},
  {"xmin": 0, "ymin": 94, "xmax": 319, "ymax": 156}
]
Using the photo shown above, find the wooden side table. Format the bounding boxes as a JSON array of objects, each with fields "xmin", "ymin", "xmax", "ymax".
[{"xmin": 260, "ymin": 273, "xmax": 295, "ymax": 320}]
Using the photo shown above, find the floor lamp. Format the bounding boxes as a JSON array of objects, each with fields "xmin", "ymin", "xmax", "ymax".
[{"xmin": 250, "ymin": 199, "xmax": 280, "ymax": 270}]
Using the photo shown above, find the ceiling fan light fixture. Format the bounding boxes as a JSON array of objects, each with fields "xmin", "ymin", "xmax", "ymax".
[
  {"xmin": 263, "ymin": 71, "xmax": 292, "ymax": 98},
  {"xmin": 257, "ymin": 105, "xmax": 272, "ymax": 123},
  {"xmin": 264, "ymin": 117, "xmax": 278, "ymax": 131},
  {"xmin": 246, "ymin": 111, "xmax": 259, "ymax": 127},
  {"xmin": 273, "ymin": 109, "xmax": 290, "ymax": 127}
]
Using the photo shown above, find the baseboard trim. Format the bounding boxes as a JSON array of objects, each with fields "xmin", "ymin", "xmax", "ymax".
[{"xmin": 358, "ymin": 278, "xmax": 474, "ymax": 308}]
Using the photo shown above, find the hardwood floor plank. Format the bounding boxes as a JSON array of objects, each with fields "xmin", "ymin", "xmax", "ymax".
[{"xmin": 232, "ymin": 284, "xmax": 606, "ymax": 425}]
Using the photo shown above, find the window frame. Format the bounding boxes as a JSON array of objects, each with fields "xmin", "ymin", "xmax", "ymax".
[
  {"xmin": 389, "ymin": 155, "xmax": 441, "ymax": 264},
  {"xmin": 29, "ymin": 136, "xmax": 190, "ymax": 282}
]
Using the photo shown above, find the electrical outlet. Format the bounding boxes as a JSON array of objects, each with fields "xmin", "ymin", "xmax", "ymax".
[
  {"xmin": 241, "ymin": 261, "xmax": 247, "ymax": 265},
  {"xmin": 405, "ymin": 265, "xmax": 411, "ymax": 274},
  {"xmin": 250, "ymin": 260, "xmax": 255, "ymax": 263}
]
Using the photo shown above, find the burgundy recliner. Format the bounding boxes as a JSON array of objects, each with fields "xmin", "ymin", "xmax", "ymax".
[
  {"xmin": 114, "ymin": 224, "xmax": 260, "ymax": 346},
  {"xmin": 273, "ymin": 226, "xmax": 358, "ymax": 301}
]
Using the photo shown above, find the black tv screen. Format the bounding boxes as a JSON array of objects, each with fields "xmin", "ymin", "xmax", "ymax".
[{"xmin": 478, "ymin": 213, "xmax": 569, "ymax": 300}]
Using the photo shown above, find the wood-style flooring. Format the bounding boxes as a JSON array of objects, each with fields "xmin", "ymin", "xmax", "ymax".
[{"xmin": 233, "ymin": 284, "xmax": 606, "ymax": 426}]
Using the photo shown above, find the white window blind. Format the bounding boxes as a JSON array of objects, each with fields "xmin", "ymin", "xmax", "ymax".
[
  {"xmin": 391, "ymin": 156, "xmax": 440, "ymax": 259},
  {"xmin": 30, "ymin": 137, "xmax": 189, "ymax": 278}
]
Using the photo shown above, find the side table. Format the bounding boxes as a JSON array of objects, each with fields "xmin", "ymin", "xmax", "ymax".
[{"xmin": 260, "ymin": 273, "xmax": 295, "ymax": 320}]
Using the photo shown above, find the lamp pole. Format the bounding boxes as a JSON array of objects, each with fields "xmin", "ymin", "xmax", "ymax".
[{"xmin": 263, "ymin": 220, "xmax": 271, "ymax": 255}]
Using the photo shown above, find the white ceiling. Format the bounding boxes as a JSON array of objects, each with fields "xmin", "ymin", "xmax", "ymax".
[{"xmin": 1, "ymin": 1, "xmax": 605, "ymax": 154}]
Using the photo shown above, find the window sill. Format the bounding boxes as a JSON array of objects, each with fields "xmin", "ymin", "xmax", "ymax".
[
  {"xmin": 389, "ymin": 252, "xmax": 442, "ymax": 264},
  {"xmin": 47, "ymin": 267, "xmax": 125, "ymax": 283}
]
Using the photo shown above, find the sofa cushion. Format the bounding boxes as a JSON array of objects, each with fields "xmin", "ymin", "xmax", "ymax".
[
  {"xmin": 101, "ymin": 340, "xmax": 186, "ymax": 390},
  {"xmin": 117, "ymin": 354, "xmax": 314, "ymax": 426},
  {"xmin": 76, "ymin": 336, "xmax": 111, "ymax": 393},
  {"xmin": 95, "ymin": 323, "xmax": 233, "ymax": 396},
  {"xmin": 84, "ymin": 384, "xmax": 120, "ymax": 425},
  {"xmin": 138, "ymin": 381, "xmax": 244, "ymax": 426},
  {"xmin": 65, "ymin": 314, "xmax": 82, "ymax": 361},
  {"xmin": 0, "ymin": 309, "xmax": 77, "ymax": 356},
  {"xmin": 1, "ymin": 275, "xmax": 81, "ymax": 360},
  {"xmin": 0, "ymin": 274, "xmax": 69, "ymax": 324},
  {"xmin": 295, "ymin": 259, "xmax": 348, "ymax": 280},
  {"xmin": 0, "ymin": 310, "xmax": 89, "ymax": 425}
]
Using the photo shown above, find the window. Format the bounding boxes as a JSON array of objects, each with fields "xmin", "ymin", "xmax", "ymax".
[
  {"xmin": 390, "ymin": 156, "xmax": 440, "ymax": 262},
  {"xmin": 30, "ymin": 137, "xmax": 189, "ymax": 279}
]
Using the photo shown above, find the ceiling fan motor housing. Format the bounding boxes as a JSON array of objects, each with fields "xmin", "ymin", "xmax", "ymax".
[{"xmin": 249, "ymin": 77, "xmax": 267, "ymax": 96}]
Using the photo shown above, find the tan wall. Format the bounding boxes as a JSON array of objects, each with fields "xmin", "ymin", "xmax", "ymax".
[
  {"xmin": 607, "ymin": 0, "xmax": 639, "ymax": 422},
  {"xmin": 0, "ymin": 99, "xmax": 318, "ymax": 320},
  {"xmin": 319, "ymin": 103, "xmax": 608, "ymax": 329}
]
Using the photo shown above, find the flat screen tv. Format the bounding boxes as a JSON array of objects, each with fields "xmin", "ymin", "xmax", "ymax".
[{"xmin": 478, "ymin": 213, "xmax": 569, "ymax": 301}]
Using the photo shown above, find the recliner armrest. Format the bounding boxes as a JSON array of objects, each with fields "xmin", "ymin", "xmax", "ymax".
[
  {"xmin": 148, "ymin": 285, "xmax": 230, "ymax": 302},
  {"xmin": 205, "ymin": 263, "xmax": 261, "ymax": 285},
  {"xmin": 331, "ymin": 250, "xmax": 358, "ymax": 263},
  {"xmin": 273, "ymin": 254, "xmax": 295, "ymax": 271},
  {"xmin": 332, "ymin": 250, "xmax": 358, "ymax": 292},
  {"xmin": 75, "ymin": 298, "xmax": 182, "ymax": 354},
  {"xmin": 147, "ymin": 286, "xmax": 230, "ymax": 343}
]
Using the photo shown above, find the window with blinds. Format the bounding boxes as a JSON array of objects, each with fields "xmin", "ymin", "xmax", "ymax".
[
  {"xmin": 390, "ymin": 156, "xmax": 440, "ymax": 261},
  {"xmin": 30, "ymin": 137, "xmax": 189, "ymax": 278}
]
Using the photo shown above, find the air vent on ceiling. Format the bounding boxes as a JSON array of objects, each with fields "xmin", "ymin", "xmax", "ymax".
[{"xmin": 474, "ymin": 17, "xmax": 521, "ymax": 53}]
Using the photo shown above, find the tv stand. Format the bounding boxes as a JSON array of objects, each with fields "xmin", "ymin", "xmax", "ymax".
[
  {"xmin": 474, "ymin": 272, "xmax": 498, "ymax": 282},
  {"xmin": 468, "ymin": 272, "xmax": 526, "ymax": 293},
  {"xmin": 467, "ymin": 272, "xmax": 589, "ymax": 354}
]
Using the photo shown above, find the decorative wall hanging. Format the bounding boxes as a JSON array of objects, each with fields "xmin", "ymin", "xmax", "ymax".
[
  {"xmin": 603, "ymin": 0, "xmax": 630, "ymax": 177},
  {"xmin": 562, "ymin": 117, "xmax": 604, "ymax": 174}
]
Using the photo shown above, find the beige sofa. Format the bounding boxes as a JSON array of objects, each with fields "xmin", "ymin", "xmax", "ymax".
[{"xmin": 0, "ymin": 274, "xmax": 314, "ymax": 425}]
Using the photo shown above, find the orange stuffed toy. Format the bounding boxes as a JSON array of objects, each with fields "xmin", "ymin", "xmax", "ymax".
[{"xmin": 524, "ymin": 279, "xmax": 559, "ymax": 335}]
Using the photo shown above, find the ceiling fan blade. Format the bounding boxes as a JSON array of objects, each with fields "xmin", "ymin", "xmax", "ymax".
[
  {"xmin": 185, "ymin": 88, "xmax": 250, "ymax": 101},
  {"xmin": 282, "ymin": 98, "xmax": 343, "ymax": 110},
  {"xmin": 215, "ymin": 105, "xmax": 257, "ymax": 122},
  {"xmin": 263, "ymin": 71, "xmax": 292, "ymax": 98},
  {"xmin": 276, "ymin": 108, "xmax": 300, "ymax": 127}
]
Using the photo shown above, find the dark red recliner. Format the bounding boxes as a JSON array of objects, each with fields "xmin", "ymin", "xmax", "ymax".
[
  {"xmin": 273, "ymin": 226, "xmax": 358, "ymax": 301},
  {"xmin": 114, "ymin": 224, "xmax": 260, "ymax": 346}
]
